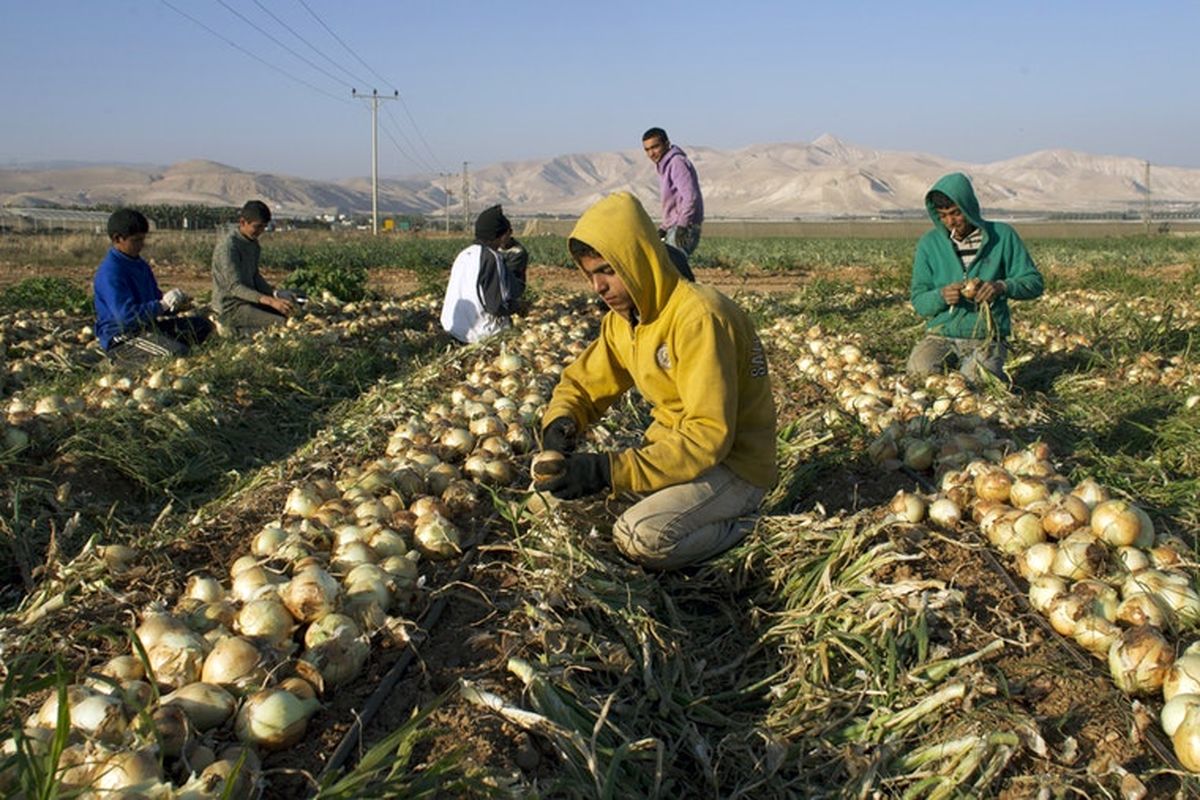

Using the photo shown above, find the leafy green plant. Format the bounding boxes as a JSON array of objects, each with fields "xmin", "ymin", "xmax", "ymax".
[{"xmin": 0, "ymin": 278, "xmax": 91, "ymax": 315}]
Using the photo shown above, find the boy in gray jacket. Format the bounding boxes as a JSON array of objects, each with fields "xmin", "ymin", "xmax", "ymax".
[{"xmin": 212, "ymin": 200, "xmax": 297, "ymax": 333}]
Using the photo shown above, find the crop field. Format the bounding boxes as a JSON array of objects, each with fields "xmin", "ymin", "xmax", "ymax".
[{"xmin": 1, "ymin": 230, "xmax": 1199, "ymax": 798}]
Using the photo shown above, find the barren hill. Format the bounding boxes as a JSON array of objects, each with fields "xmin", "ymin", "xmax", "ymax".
[{"xmin": 3, "ymin": 135, "xmax": 1198, "ymax": 219}]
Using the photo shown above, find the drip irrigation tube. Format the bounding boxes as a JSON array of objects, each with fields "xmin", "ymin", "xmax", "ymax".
[{"xmin": 314, "ymin": 546, "xmax": 480, "ymax": 790}]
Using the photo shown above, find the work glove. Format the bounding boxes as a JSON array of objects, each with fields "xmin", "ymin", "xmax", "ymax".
[
  {"xmin": 274, "ymin": 289, "xmax": 298, "ymax": 303},
  {"xmin": 161, "ymin": 288, "xmax": 187, "ymax": 313},
  {"xmin": 540, "ymin": 416, "xmax": 578, "ymax": 454},
  {"xmin": 541, "ymin": 452, "xmax": 611, "ymax": 500}
]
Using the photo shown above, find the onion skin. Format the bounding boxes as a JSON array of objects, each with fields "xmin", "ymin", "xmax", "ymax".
[{"xmin": 1108, "ymin": 626, "xmax": 1174, "ymax": 696}]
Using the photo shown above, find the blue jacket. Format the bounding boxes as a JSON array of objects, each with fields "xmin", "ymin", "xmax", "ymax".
[
  {"xmin": 910, "ymin": 172, "xmax": 1043, "ymax": 339},
  {"xmin": 93, "ymin": 247, "xmax": 163, "ymax": 350}
]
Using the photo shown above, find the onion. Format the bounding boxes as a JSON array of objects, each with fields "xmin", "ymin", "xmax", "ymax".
[
  {"xmin": 284, "ymin": 485, "xmax": 322, "ymax": 518},
  {"xmin": 38, "ymin": 686, "xmax": 127, "ymax": 742},
  {"xmin": 1108, "ymin": 626, "xmax": 1174, "ymax": 696},
  {"xmin": 1072, "ymin": 478, "xmax": 1110, "ymax": 509},
  {"xmin": 148, "ymin": 703, "xmax": 189, "ymax": 757},
  {"xmin": 280, "ymin": 566, "xmax": 340, "ymax": 623},
  {"xmin": 1175, "ymin": 705, "xmax": 1200, "ymax": 771},
  {"xmin": 235, "ymin": 688, "xmax": 320, "ymax": 750},
  {"xmin": 99, "ymin": 655, "xmax": 145, "ymax": 683},
  {"xmin": 414, "ymin": 512, "xmax": 463, "ymax": 559},
  {"xmin": 1073, "ymin": 615, "xmax": 1121, "ymax": 657},
  {"xmin": 1040, "ymin": 495, "xmax": 1090, "ymax": 538},
  {"xmin": 991, "ymin": 511, "xmax": 1045, "ymax": 555},
  {"xmin": 202, "ymin": 635, "xmax": 267, "ymax": 692},
  {"xmin": 302, "ymin": 613, "xmax": 369, "ymax": 687},
  {"xmin": 888, "ymin": 491, "xmax": 926, "ymax": 523},
  {"xmin": 135, "ymin": 610, "xmax": 191, "ymax": 652},
  {"xmin": 1164, "ymin": 654, "xmax": 1200, "ymax": 702},
  {"xmin": 927, "ymin": 498, "xmax": 961, "ymax": 529},
  {"xmin": 1116, "ymin": 593, "xmax": 1168, "ymax": 629},
  {"xmin": 1163, "ymin": 693, "xmax": 1200, "ymax": 737},
  {"xmin": 1047, "ymin": 593, "xmax": 1088, "ymax": 637},
  {"xmin": 903, "ymin": 440, "xmax": 935, "ymax": 471},
  {"xmin": 147, "ymin": 641, "xmax": 206, "ymax": 691},
  {"xmin": 231, "ymin": 565, "xmax": 283, "ymax": 603},
  {"xmin": 974, "ymin": 469, "xmax": 1012, "ymax": 503},
  {"xmin": 185, "ymin": 575, "xmax": 226, "ymax": 604},
  {"xmin": 235, "ymin": 598, "xmax": 295, "ymax": 646},
  {"xmin": 162, "ymin": 682, "xmax": 236, "ymax": 731},
  {"xmin": 369, "ymin": 527, "xmax": 410, "ymax": 558},
  {"xmin": 1015, "ymin": 542, "xmax": 1057, "ymax": 580},
  {"xmin": 1009, "ymin": 477, "xmax": 1050, "ymax": 509},
  {"xmin": 442, "ymin": 479, "xmax": 482, "ymax": 517},
  {"xmin": 251, "ymin": 524, "xmax": 289, "ymax": 558},
  {"xmin": 440, "ymin": 427, "xmax": 475, "ymax": 458},
  {"xmin": 1115, "ymin": 546, "xmax": 1151, "ymax": 574},
  {"xmin": 1051, "ymin": 536, "xmax": 1106, "ymax": 580},
  {"xmin": 90, "ymin": 747, "xmax": 162, "ymax": 793},
  {"xmin": 1091, "ymin": 499, "xmax": 1146, "ymax": 547}
]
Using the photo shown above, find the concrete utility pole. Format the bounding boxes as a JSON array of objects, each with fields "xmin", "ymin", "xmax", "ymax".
[
  {"xmin": 1144, "ymin": 160, "xmax": 1152, "ymax": 235},
  {"xmin": 352, "ymin": 89, "xmax": 398, "ymax": 235},
  {"xmin": 461, "ymin": 161, "xmax": 470, "ymax": 232},
  {"xmin": 441, "ymin": 173, "xmax": 452, "ymax": 233}
]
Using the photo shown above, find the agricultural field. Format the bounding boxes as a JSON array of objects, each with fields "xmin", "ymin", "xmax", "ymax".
[{"xmin": 1, "ymin": 228, "xmax": 1199, "ymax": 798}]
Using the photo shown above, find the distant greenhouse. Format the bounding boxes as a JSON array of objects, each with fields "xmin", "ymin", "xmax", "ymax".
[{"xmin": 0, "ymin": 207, "xmax": 116, "ymax": 234}]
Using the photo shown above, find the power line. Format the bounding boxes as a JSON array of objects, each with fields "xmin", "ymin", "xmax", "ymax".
[
  {"xmin": 212, "ymin": 0, "xmax": 354, "ymax": 90},
  {"xmin": 294, "ymin": 0, "xmax": 444, "ymax": 173},
  {"xmin": 159, "ymin": 0, "xmax": 351, "ymax": 105},
  {"xmin": 383, "ymin": 106, "xmax": 438, "ymax": 173},
  {"xmin": 249, "ymin": 0, "xmax": 369, "ymax": 89}
]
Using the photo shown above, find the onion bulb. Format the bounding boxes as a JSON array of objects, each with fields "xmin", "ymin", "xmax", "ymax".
[
  {"xmin": 234, "ymin": 688, "xmax": 320, "ymax": 750},
  {"xmin": 1108, "ymin": 626, "xmax": 1174, "ymax": 696},
  {"xmin": 162, "ymin": 682, "xmax": 236, "ymax": 731},
  {"xmin": 235, "ymin": 598, "xmax": 294, "ymax": 646},
  {"xmin": 90, "ymin": 746, "xmax": 161, "ymax": 793},
  {"xmin": 1162, "ymin": 693, "xmax": 1200, "ymax": 737},
  {"xmin": 1029, "ymin": 575, "xmax": 1068, "ymax": 613},
  {"xmin": 927, "ymin": 498, "xmax": 961, "ymax": 529},
  {"xmin": 202, "ymin": 636, "xmax": 266, "ymax": 692},
  {"xmin": 1164, "ymin": 654, "xmax": 1200, "ymax": 702},
  {"xmin": 888, "ymin": 491, "xmax": 926, "ymax": 524},
  {"xmin": 302, "ymin": 613, "xmax": 369, "ymax": 687},
  {"xmin": 280, "ymin": 566, "xmax": 340, "ymax": 623},
  {"xmin": 1015, "ymin": 542, "xmax": 1057, "ymax": 580},
  {"xmin": 1174, "ymin": 705, "xmax": 1200, "ymax": 771},
  {"xmin": 413, "ymin": 512, "xmax": 463, "ymax": 560},
  {"xmin": 1091, "ymin": 499, "xmax": 1148, "ymax": 547}
]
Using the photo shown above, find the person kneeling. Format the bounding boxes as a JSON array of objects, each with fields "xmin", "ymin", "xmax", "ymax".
[
  {"xmin": 536, "ymin": 193, "xmax": 776, "ymax": 571},
  {"xmin": 93, "ymin": 208, "xmax": 212, "ymax": 363}
]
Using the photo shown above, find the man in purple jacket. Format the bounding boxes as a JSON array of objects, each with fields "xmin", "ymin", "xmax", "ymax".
[{"xmin": 642, "ymin": 127, "xmax": 704, "ymax": 256}]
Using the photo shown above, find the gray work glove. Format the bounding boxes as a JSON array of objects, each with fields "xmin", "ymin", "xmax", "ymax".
[
  {"xmin": 161, "ymin": 288, "xmax": 188, "ymax": 313},
  {"xmin": 274, "ymin": 289, "xmax": 298, "ymax": 303}
]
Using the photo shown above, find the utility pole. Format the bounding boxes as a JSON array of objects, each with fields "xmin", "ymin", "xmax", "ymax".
[
  {"xmin": 441, "ymin": 173, "xmax": 452, "ymax": 234},
  {"xmin": 461, "ymin": 161, "xmax": 470, "ymax": 231},
  {"xmin": 1143, "ymin": 160, "xmax": 1152, "ymax": 235},
  {"xmin": 352, "ymin": 88, "xmax": 398, "ymax": 235}
]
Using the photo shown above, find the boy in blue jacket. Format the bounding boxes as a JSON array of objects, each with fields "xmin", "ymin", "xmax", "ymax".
[
  {"xmin": 93, "ymin": 208, "xmax": 213, "ymax": 363},
  {"xmin": 907, "ymin": 173, "xmax": 1044, "ymax": 385}
]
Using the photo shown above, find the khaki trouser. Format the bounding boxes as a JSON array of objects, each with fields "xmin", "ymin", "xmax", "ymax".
[
  {"xmin": 612, "ymin": 464, "xmax": 765, "ymax": 571},
  {"xmin": 221, "ymin": 302, "xmax": 286, "ymax": 335},
  {"xmin": 906, "ymin": 334, "xmax": 1007, "ymax": 385}
]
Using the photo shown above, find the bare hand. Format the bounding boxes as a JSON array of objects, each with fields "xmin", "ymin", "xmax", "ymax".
[
  {"xmin": 261, "ymin": 295, "xmax": 296, "ymax": 316},
  {"xmin": 974, "ymin": 281, "xmax": 1005, "ymax": 304},
  {"xmin": 941, "ymin": 283, "xmax": 963, "ymax": 306}
]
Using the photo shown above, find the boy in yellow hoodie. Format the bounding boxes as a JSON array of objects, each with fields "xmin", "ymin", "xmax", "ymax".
[{"xmin": 538, "ymin": 193, "xmax": 777, "ymax": 570}]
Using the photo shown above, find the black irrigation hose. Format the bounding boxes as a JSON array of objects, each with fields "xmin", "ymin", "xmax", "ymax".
[
  {"xmin": 314, "ymin": 546, "xmax": 480, "ymax": 789},
  {"xmin": 899, "ymin": 465, "xmax": 1194, "ymax": 785}
]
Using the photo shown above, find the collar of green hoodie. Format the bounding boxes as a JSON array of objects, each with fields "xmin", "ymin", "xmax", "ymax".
[
  {"xmin": 569, "ymin": 192, "xmax": 680, "ymax": 325},
  {"xmin": 925, "ymin": 172, "xmax": 989, "ymax": 240}
]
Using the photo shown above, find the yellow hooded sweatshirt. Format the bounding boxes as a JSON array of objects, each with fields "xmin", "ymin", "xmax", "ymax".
[{"xmin": 544, "ymin": 193, "xmax": 777, "ymax": 494}]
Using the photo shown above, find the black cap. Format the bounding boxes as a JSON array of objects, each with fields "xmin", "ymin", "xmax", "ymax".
[{"xmin": 474, "ymin": 205, "xmax": 511, "ymax": 242}]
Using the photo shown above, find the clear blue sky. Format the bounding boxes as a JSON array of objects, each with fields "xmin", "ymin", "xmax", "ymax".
[{"xmin": 2, "ymin": 1, "xmax": 1196, "ymax": 179}]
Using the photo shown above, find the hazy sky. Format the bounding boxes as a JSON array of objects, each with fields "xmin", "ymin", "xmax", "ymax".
[{"xmin": 2, "ymin": 1, "xmax": 1196, "ymax": 180}]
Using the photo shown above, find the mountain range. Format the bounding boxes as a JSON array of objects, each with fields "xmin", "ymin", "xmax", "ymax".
[{"xmin": 3, "ymin": 134, "xmax": 1199, "ymax": 220}]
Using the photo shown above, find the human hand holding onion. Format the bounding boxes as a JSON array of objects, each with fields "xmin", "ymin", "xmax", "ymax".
[{"xmin": 531, "ymin": 450, "xmax": 567, "ymax": 488}]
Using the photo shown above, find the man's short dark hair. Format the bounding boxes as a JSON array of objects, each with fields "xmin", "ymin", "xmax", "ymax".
[
  {"xmin": 240, "ymin": 200, "xmax": 272, "ymax": 223},
  {"xmin": 568, "ymin": 237, "xmax": 602, "ymax": 262},
  {"xmin": 927, "ymin": 190, "xmax": 956, "ymax": 210},
  {"xmin": 642, "ymin": 127, "xmax": 668, "ymax": 144},
  {"xmin": 107, "ymin": 208, "xmax": 149, "ymax": 239}
]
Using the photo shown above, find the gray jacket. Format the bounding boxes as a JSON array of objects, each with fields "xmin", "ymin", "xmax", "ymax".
[{"xmin": 212, "ymin": 228, "xmax": 272, "ymax": 318}]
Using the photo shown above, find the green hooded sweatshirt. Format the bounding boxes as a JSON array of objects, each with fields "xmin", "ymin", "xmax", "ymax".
[
  {"xmin": 544, "ymin": 193, "xmax": 777, "ymax": 494},
  {"xmin": 910, "ymin": 172, "xmax": 1044, "ymax": 339}
]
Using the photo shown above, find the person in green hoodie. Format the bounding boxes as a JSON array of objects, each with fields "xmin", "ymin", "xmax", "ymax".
[
  {"xmin": 907, "ymin": 172, "xmax": 1044, "ymax": 384},
  {"xmin": 536, "ymin": 193, "xmax": 777, "ymax": 571}
]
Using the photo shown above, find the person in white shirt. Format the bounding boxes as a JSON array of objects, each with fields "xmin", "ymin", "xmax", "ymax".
[{"xmin": 440, "ymin": 205, "xmax": 529, "ymax": 343}]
